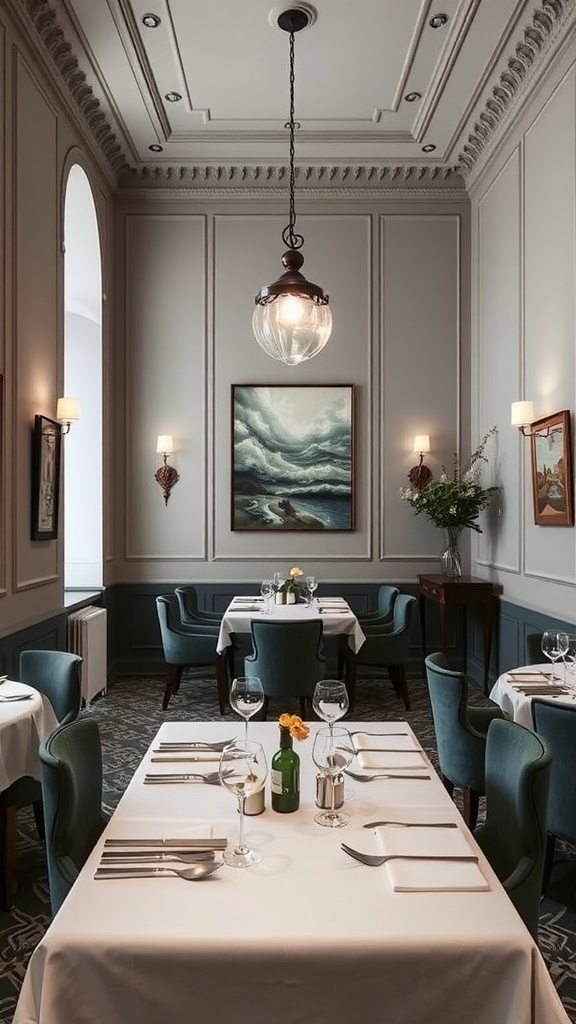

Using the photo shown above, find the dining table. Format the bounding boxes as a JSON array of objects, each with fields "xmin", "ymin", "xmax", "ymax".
[
  {"xmin": 216, "ymin": 594, "xmax": 366, "ymax": 655},
  {"xmin": 490, "ymin": 663, "xmax": 576, "ymax": 728},
  {"xmin": 0, "ymin": 679, "xmax": 59, "ymax": 793},
  {"xmin": 13, "ymin": 718, "xmax": 570, "ymax": 1024}
]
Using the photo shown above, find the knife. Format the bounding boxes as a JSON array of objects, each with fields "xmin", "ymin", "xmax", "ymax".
[
  {"xmin": 104, "ymin": 838, "xmax": 227, "ymax": 848},
  {"xmin": 150, "ymin": 754, "xmax": 244, "ymax": 762},
  {"xmin": 101, "ymin": 851, "xmax": 216, "ymax": 861}
]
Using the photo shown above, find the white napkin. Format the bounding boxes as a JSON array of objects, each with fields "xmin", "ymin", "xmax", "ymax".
[
  {"xmin": 0, "ymin": 681, "xmax": 36, "ymax": 698},
  {"xmin": 353, "ymin": 733, "xmax": 420, "ymax": 752},
  {"xmin": 356, "ymin": 749, "xmax": 426, "ymax": 770},
  {"xmin": 376, "ymin": 826, "xmax": 489, "ymax": 892},
  {"xmin": 506, "ymin": 672, "xmax": 549, "ymax": 683}
]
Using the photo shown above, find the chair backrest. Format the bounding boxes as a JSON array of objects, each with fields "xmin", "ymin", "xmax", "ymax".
[
  {"xmin": 475, "ymin": 718, "xmax": 551, "ymax": 940},
  {"xmin": 175, "ymin": 585, "xmax": 222, "ymax": 623},
  {"xmin": 19, "ymin": 649, "xmax": 82, "ymax": 724},
  {"xmin": 531, "ymin": 698, "xmax": 576, "ymax": 842},
  {"xmin": 156, "ymin": 595, "xmax": 219, "ymax": 665},
  {"xmin": 526, "ymin": 633, "xmax": 544, "ymax": 664},
  {"xmin": 376, "ymin": 585, "xmax": 399, "ymax": 618},
  {"xmin": 245, "ymin": 619, "xmax": 326, "ymax": 699},
  {"xmin": 39, "ymin": 717, "xmax": 108, "ymax": 915},
  {"xmin": 424, "ymin": 651, "xmax": 487, "ymax": 791}
]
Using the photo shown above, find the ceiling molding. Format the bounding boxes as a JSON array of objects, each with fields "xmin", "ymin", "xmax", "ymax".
[
  {"xmin": 117, "ymin": 163, "xmax": 466, "ymax": 193},
  {"xmin": 11, "ymin": 0, "xmax": 576, "ymax": 195},
  {"xmin": 455, "ymin": 0, "xmax": 576, "ymax": 182}
]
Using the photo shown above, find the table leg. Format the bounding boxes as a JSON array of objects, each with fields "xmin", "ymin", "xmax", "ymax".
[
  {"xmin": 439, "ymin": 597, "xmax": 448, "ymax": 655},
  {"xmin": 483, "ymin": 599, "xmax": 495, "ymax": 696},
  {"xmin": 418, "ymin": 593, "xmax": 427, "ymax": 671}
]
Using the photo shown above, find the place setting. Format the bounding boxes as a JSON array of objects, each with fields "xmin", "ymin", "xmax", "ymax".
[{"xmin": 93, "ymin": 828, "xmax": 229, "ymax": 882}]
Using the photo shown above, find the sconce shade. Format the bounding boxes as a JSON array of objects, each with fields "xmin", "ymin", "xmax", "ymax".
[
  {"xmin": 413, "ymin": 434, "xmax": 430, "ymax": 454},
  {"xmin": 511, "ymin": 401, "xmax": 534, "ymax": 427},
  {"xmin": 156, "ymin": 435, "xmax": 174, "ymax": 454},
  {"xmin": 56, "ymin": 397, "xmax": 80, "ymax": 424}
]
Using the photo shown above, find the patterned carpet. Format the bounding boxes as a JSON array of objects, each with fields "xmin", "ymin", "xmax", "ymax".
[{"xmin": 1, "ymin": 672, "xmax": 576, "ymax": 1023}]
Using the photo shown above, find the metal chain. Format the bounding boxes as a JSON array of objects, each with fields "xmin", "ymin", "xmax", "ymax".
[{"xmin": 282, "ymin": 28, "xmax": 304, "ymax": 251}]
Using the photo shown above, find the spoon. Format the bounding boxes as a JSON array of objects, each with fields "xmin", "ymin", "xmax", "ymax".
[{"xmin": 94, "ymin": 861, "xmax": 224, "ymax": 881}]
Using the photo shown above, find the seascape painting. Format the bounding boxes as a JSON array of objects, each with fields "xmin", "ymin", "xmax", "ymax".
[{"xmin": 231, "ymin": 385, "xmax": 354, "ymax": 531}]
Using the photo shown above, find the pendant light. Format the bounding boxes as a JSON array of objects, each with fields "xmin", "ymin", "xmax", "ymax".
[{"xmin": 253, "ymin": 5, "xmax": 332, "ymax": 366}]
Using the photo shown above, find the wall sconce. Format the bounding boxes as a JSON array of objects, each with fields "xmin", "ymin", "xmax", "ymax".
[
  {"xmin": 155, "ymin": 435, "xmax": 180, "ymax": 505},
  {"xmin": 511, "ymin": 401, "xmax": 535, "ymax": 436},
  {"xmin": 56, "ymin": 397, "xmax": 80, "ymax": 435},
  {"xmin": 408, "ymin": 435, "xmax": 432, "ymax": 490}
]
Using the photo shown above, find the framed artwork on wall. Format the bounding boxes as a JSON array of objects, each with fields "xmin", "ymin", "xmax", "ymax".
[
  {"xmin": 31, "ymin": 415, "xmax": 62, "ymax": 540},
  {"xmin": 530, "ymin": 410, "xmax": 574, "ymax": 526},
  {"xmin": 231, "ymin": 384, "xmax": 354, "ymax": 531}
]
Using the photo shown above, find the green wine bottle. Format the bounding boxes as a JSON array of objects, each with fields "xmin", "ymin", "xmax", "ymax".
[{"xmin": 271, "ymin": 726, "xmax": 300, "ymax": 813}]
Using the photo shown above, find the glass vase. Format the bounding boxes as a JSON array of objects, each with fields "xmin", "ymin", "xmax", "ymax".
[{"xmin": 440, "ymin": 526, "xmax": 463, "ymax": 578}]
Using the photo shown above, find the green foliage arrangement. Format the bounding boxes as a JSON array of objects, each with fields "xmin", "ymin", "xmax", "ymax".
[{"xmin": 400, "ymin": 427, "xmax": 500, "ymax": 532}]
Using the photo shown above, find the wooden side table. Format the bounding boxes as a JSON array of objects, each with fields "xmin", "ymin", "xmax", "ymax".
[{"xmin": 418, "ymin": 574, "xmax": 496, "ymax": 695}]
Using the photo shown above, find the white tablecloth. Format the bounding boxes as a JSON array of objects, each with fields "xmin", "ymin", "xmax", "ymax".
[
  {"xmin": 0, "ymin": 681, "xmax": 59, "ymax": 792},
  {"xmin": 490, "ymin": 663, "xmax": 576, "ymax": 728},
  {"xmin": 216, "ymin": 597, "xmax": 366, "ymax": 654},
  {"xmin": 14, "ymin": 721, "xmax": 569, "ymax": 1024}
]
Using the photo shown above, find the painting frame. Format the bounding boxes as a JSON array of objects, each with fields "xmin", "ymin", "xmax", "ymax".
[
  {"xmin": 31, "ymin": 415, "xmax": 62, "ymax": 540},
  {"xmin": 231, "ymin": 384, "xmax": 354, "ymax": 532},
  {"xmin": 530, "ymin": 410, "xmax": 574, "ymax": 527}
]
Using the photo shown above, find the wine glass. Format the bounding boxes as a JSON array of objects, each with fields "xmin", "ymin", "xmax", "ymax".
[
  {"xmin": 541, "ymin": 631, "xmax": 566, "ymax": 682},
  {"xmin": 219, "ymin": 741, "xmax": 268, "ymax": 867},
  {"xmin": 312, "ymin": 725, "xmax": 353, "ymax": 828},
  {"xmin": 557, "ymin": 631, "xmax": 570, "ymax": 682},
  {"xmin": 564, "ymin": 635, "xmax": 576, "ymax": 688},
  {"xmin": 229, "ymin": 676, "xmax": 265, "ymax": 745},
  {"xmin": 305, "ymin": 575, "xmax": 318, "ymax": 606},
  {"xmin": 273, "ymin": 571, "xmax": 286, "ymax": 597},
  {"xmin": 260, "ymin": 579, "xmax": 274, "ymax": 615},
  {"xmin": 312, "ymin": 680, "xmax": 349, "ymax": 750}
]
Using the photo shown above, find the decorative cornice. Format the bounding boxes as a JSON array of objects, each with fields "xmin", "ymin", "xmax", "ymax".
[
  {"xmin": 117, "ymin": 163, "xmax": 466, "ymax": 192},
  {"xmin": 456, "ymin": 0, "xmax": 576, "ymax": 181},
  {"xmin": 13, "ymin": 0, "xmax": 129, "ymax": 176}
]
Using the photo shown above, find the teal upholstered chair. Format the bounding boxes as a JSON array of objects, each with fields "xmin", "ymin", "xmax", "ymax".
[
  {"xmin": 244, "ymin": 619, "xmax": 326, "ymax": 719},
  {"xmin": 343, "ymin": 594, "xmax": 416, "ymax": 713},
  {"xmin": 337, "ymin": 585, "xmax": 399, "ymax": 677},
  {"xmin": 40, "ymin": 717, "xmax": 110, "ymax": 916},
  {"xmin": 175, "ymin": 585, "xmax": 223, "ymax": 625},
  {"xmin": 156, "ymin": 594, "xmax": 228, "ymax": 713},
  {"xmin": 531, "ymin": 699, "xmax": 576, "ymax": 893},
  {"xmin": 475, "ymin": 718, "xmax": 551, "ymax": 940},
  {"xmin": 357, "ymin": 585, "xmax": 399, "ymax": 626},
  {"xmin": 526, "ymin": 633, "xmax": 544, "ymax": 664},
  {"xmin": 424, "ymin": 651, "xmax": 504, "ymax": 829},
  {"xmin": 0, "ymin": 650, "xmax": 82, "ymax": 910}
]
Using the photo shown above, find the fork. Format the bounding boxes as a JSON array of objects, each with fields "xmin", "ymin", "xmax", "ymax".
[
  {"xmin": 143, "ymin": 770, "xmax": 229, "ymax": 785},
  {"xmin": 341, "ymin": 843, "xmax": 478, "ymax": 868},
  {"xmin": 344, "ymin": 769, "xmax": 430, "ymax": 782}
]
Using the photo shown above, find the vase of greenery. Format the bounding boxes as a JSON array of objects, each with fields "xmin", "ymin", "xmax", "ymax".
[{"xmin": 400, "ymin": 428, "xmax": 500, "ymax": 579}]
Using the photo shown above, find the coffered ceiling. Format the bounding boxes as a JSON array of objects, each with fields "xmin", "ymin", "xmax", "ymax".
[{"xmin": 17, "ymin": 0, "xmax": 576, "ymax": 187}]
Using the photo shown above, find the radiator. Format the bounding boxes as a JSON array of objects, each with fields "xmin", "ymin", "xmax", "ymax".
[{"xmin": 67, "ymin": 606, "xmax": 108, "ymax": 706}]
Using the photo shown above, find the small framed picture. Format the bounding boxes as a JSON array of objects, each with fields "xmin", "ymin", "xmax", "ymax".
[
  {"xmin": 31, "ymin": 415, "xmax": 62, "ymax": 540},
  {"xmin": 530, "ymin": 410, "xmax": 574, "ymax": 526}
]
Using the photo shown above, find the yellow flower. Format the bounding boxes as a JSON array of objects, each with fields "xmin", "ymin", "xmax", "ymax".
[
  {"xmin": 278, "ymin": 713, "xmax": 310, "ymax": 741},
  {"xmin": 289, "ymin": 566, "xmax": 304, "ymax": 579}
]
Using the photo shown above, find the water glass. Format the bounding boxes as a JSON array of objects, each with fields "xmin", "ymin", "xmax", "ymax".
[
  {"xmin": 219, "ymin": 741, "xmax": 268, "ymax": 867},
  {"xmin": 312, "ymin": 726, "xmax": 353, "ymax": 828},
  {"xmin": 541, "ymin": 631, "xmax": 565, "ymax": 682},
  {"xmin": 260, "ymin": 579, "xmax": 274, "ymax": 614},
  {"xmin": 305, "ymin": 575, "xmax": 318, "ymax": 606}
]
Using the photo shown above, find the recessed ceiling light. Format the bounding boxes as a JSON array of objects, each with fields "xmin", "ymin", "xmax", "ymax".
[
  {"xmin": 148, "ymin": 144, "xmax": 163, "ymax": 152},
  {"xmin": 142, "ymin": 13, "xmax": 161, "ymax": 29},
  {"xmin": 165, "ymin": 92, "xmax": 182, "ymax": 103},
  {"xmin": 422, "ymin": 144, "xmax": 436, "ymax": 153},
  {"xmin": 405, "ymin": 92, "xmax": 422, "ymax": 103},
  {"xmin": 429, "ymin": 13, "xmax": 448, "ymax": 28}
]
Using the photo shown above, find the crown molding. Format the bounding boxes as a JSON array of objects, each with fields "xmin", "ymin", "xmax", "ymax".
[
  {"xmin": 116, "ymin": 163, "xmax": 466, "ymax": 193},
  {"xmin": 455, "ymin": 0, "xmax": 576, "ymax": 184}
]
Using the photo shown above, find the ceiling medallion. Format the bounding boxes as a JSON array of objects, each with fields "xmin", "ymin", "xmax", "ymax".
[
  {"xmin": 141, "ymin": 14, "xmax": 161, "ymax": 29},
  {"xmin": 429, "ymin": 13, "xmax": 448, "ymax": 29}
]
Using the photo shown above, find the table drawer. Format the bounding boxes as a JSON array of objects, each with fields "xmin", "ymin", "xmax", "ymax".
[{"xmin": 420, "ymin": 579, "xmax": 444, "ymax": 601}]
